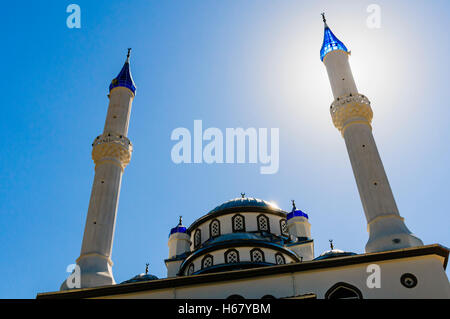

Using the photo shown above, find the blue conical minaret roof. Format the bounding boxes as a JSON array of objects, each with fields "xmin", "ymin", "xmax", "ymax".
[
  {"xmin": 109, "ymin": 48, "xmax": 137, "ymax": 94},
  {"xmin": 320, "ymin": 14, "xmax": 349, "ymax": 61},
  {"xmin": 169, "ymin": 216, "xmax": 188, "ymax": 237}
]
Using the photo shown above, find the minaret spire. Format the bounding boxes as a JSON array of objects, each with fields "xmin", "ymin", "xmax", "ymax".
[
  {"xmin": 109, "ymin": 48, "xmax": 136, "ymax": 95},
  {"xmin": 61, "ymin": 50, "xmax": 137, "ymax": 290},
  {"xmin": 320, "ymin": 18, "xmax": 423, "ymax": 253},
  {"xmin": 320, "ymin": 14, "xmax": 348, "ymax": 62}
]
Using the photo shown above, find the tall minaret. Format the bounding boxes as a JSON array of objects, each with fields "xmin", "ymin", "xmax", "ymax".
[
  {"xmin": 62, "ymin": 49, "xmax": 136, "ymax": 289},
  {"xmin": 320, "ymin": 14, "xmax": 423, "ymax": 253}
]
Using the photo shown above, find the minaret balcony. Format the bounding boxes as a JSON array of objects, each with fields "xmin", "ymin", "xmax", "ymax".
[
  {"xmin": 330, "ymin": 93, "xmax": 373, "ymax": 134},
  {"xmin": 91, "ymin": 133, "xmax": 133, "ymax": 168}
]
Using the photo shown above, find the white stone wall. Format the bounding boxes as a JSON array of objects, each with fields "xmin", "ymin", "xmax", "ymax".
[{"xmin": 99, "ymin": 255, "xmax": 450, "ymax": 299}]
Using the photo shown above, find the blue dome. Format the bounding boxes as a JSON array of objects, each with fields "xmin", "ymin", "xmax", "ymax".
[
  {"xmin": 208, "ymin": 197, "xmax": 283, "ymax": 214},
  {"xmin": 320, "ymin": 24, "xmax": 348, "ymax": 61},
  {"xmin": 169, "ymin": 225, "xmax": 188, "ymax": 237},
  {"xmin": 287, "ymin": 209, "xmax": 309, "ymax": 220},
  {"xmin": 109, "ymin": 52, "xmax": 136, "ymax": 94},
  {"xmin": 120, "ymin": 273, "xmax": 158, "ymax": 284}
]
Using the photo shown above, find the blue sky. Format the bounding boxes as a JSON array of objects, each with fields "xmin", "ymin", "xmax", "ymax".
[{"xmin": 0, "ymin": 0, "xmax": 449, "ymax": 298}]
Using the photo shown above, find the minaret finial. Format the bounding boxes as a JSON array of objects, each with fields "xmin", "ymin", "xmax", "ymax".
[
  {"xmin": 126, "ymin": 48, "xmax": 131, "ymax": 62},
  {"xmin": 291, "ymin": 200, "xmax": 296, "ymax": 211},
  {"xmin": 241, "ymin": 193, "xmax": 245, "ymax": 198},
  {"xmin": 321, "ymin": 12, "xmax": 326, "ymax": 23},
  {"xmin": 179, "ymin": 216, "xmax": 182, "ymax": 226},
  {"xmin": 145, "ymin": 263, "xmax": 149, "ymax": 275},
  {"xmin": 329, "ymin": 239, "xmax": 334, "ymax": 250}
]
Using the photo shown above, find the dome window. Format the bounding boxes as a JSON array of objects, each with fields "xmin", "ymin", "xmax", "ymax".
[
  {"xmin": 209, "ymin": 219, "xmax": 221, "ymax": 238},
  {"xmin": 280, "ymin": 219, "xmax": 288, "ymax": 236},
  {"xmin": 201, "ymin": 254, "xmax": 214, "ymax": 269},
  {"xmin": 225, "ymin": 249, "xmax": 240, "ymax": 263},
  {"xmin": 232, "ymin": 214, "xmax": 245, "ymax": 232},
  {"xmin": 250, "ymin": 248, "xmax": 265, "ymax": 263},
  {"xmin": 194, "ymin": 229, "xmax": 201, "ymax": 248},
  {"xmin": 257, "ymin": 214, "xmax": 270, "ymax": 232},
  {"xmin": 275, "ymin": 253, "xmax": 286, "ymax": 265}
]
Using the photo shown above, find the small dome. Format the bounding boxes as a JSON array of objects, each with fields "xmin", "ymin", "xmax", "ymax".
[
  {"xmin": 287, "ymin": 209, "xmax": 309, "ymax": 220},
  {"xmin": 169, "ymin": 224, "xmax": 187, "ymax": 237},
  {"xmin": 120, "ymin": 273, "xmax": 158, "ymax": 284},
  {"xmin": 208, "ymin": 197, "xmax": 283, "ymax": 214},
  {"xmin": 314, "ymin": 249, "xmax": 356, "ymax": 261}
]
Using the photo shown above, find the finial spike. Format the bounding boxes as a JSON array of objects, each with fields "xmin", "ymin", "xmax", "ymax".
[
  {"xmin": 291, "ymin": 200, "xmax": 296, "ymax": 211},
  {"xmin": 329, "ymin": 239, "xmax": 334, "ymax": 250},
  {"xmin": 321, "ymin": 12, "xmax": 326, "ymax": 23},
  {"xmin": 126, "ymin": 48, "xmax": 131, "ymax": 62},
  {"xmin": 179, "ymin": 216, "xmax": 182, "ymax": 226},
  {"xmin": 241, "ymin": 193, "xmax": 245, "ymax": 199},
  {"xmin": 145, "ymin": 263, "xmax": 149, "ymax": 275}
]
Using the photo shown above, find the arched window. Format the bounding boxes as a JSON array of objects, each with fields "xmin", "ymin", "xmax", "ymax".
[
  {"xmin": 325, "ymin": 282, "xmax": 363, "ymax": 299},
  {"xmin": 250, "ymin": 248, "xmax": 265, "ymax": 263},
  {"xmin": 257, "ymin": 214, "xmax": 270, "ymax": 232},
  {"xmin": 232, "ymin": 214, "xmax": 245, "ymax": 232},
  {"xmin": 187, "ymin": 264, "xmax": 194, "ymax": 276},
  {"xmin": 280, "ymin": 219, "xmax": 289, "ymax": 236},
  {"xmin": 194, "ymin": 229, "xmax": 201, "ymax": 248},
  {"xmin": 201, "ymin": 254, "xmax": 214, "ymax": 269},
  {"xmin": 209, "ymin": 219, "xmax": 221, "ymax": 238},
  {"xmin": 275, "ymin": 253, "xmax": 285, "ymax": 265},
  {"xmin": 225, "ymin": 249, "xmax": 240, "ymax": 263},
  {"xmin": 226, "ymin": 294, "xmax": 244, "ymax": 299}
]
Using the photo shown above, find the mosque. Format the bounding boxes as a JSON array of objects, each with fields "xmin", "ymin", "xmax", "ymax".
[{"xmin": 37, "ymin": 15, "xmax": 450, "ymax": 299}]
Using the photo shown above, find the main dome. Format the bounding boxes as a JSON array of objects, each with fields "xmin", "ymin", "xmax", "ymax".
[{"xmin": 208, "ymin": 197, "xmax": 283, "ymax": 214}]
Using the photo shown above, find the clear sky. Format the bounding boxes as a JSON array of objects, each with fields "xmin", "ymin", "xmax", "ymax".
[{"xmin": 0, "ymin": 0, "xmax": 449, "ymax": 298}]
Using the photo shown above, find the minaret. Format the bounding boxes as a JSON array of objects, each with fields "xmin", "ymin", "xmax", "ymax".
[
  {"xmin": 166, "ymin": 216, "xmax": 191, "ymax": 277},
  {"xmin": 286, "ymin": 200, "xmax": 314, "ymax": 261},
  {"xmin": 62, "ymin": 49, "xmax": 136, "ymax": 289},
  {"xmin": 320, "ymin": 14, "xmax": 423, "ymax": 253}
]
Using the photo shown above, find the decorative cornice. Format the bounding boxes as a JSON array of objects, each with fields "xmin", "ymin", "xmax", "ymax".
[
  {"xmin": 330, "ymin": 93, "xmax": 373, "ymax": 136},
  {"xmin": 91, "ymin": 133, "xmax": 133, "ymax": 169}
]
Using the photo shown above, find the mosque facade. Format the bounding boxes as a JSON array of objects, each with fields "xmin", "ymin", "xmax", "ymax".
[{"xmin": 37, "ymin": 16, "xmax": 450, "ymax": 299}]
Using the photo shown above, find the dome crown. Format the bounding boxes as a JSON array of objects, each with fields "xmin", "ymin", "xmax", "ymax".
[{"xmin": 208, "ymin": 197, "xmax": 282, "ymax": 214}]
